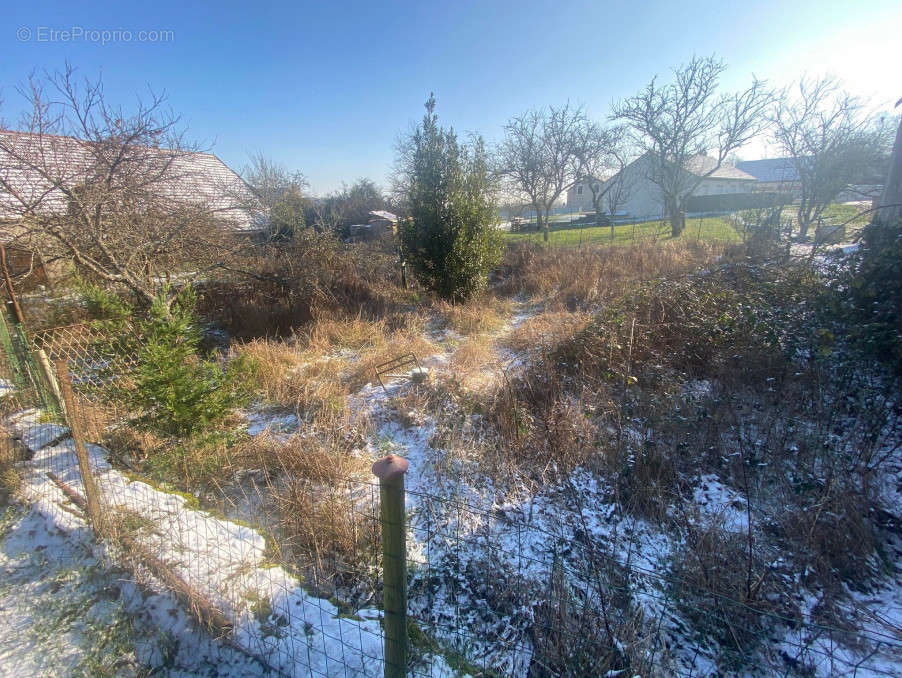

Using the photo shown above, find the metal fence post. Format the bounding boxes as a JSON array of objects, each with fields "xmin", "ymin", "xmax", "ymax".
[
  {"xmin": 372, "ymin": 454, "xmax": 409, "ymax": 678},
  {"xmin": 54, "ymin": 360, "xmax": 103, "ymax": 530},
  {"xmin": 0, "ymin": 306, "xmax": 28, "ymax": 389}
]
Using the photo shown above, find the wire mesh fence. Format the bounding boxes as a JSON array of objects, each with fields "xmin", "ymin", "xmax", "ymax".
[{"xmin": 2, "ymin": 306, "xmax": 901, "ymax": 677}]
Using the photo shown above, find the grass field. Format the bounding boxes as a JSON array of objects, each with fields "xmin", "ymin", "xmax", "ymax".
[{"xmin": 504, "ymin": 215, "xmax": 741, "ymax": 247}]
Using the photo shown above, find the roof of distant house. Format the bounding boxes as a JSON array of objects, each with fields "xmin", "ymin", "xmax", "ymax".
[
  {"xmin": 735, "ymin": 158, "xmax": 800, "ymax": 183},
  {"xmin": 0, "ymin": 130, "xmax": 258, "ymax": 230},
  {"xmin": 369, "ymin": 210, "xmax": 398, "ymax": 222},
  {"xmin": 683, "ymin": 154, "xmax": 757, "ymax": 181}
]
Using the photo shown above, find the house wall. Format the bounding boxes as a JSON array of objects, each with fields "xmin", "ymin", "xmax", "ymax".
[
  {"xmin": 692, "ymin": 178, "xmax": 755, "ymax": 196},
  {"xmin": 599, "ymin": 155, "xmax": 756, "ymax": 219},
  {"xmin": 606, "ymin": 154, "xmax": 666, "ymax": 219},
  {"xmin": 566, "ymin": 180, "xmax": 602, "ymax": 212}
]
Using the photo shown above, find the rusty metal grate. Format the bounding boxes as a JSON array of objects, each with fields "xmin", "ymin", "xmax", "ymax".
[{"xmin": 374, "ymin": 353, "xmax": 422, "ymax": 393}]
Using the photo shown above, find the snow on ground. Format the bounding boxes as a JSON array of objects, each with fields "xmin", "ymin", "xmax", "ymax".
[
  {"xmin": 5, "ymin": 407, "xmax": 457, "ymax": 677},
  {"xmin": 0, "ymin": 504, "xmax": 272, "ymax": 677},
  {"xmin": 6, "ymin": 298, "xmax": 902, "ymax": 677},
  {"xmin": 339, "ymin": 304, "xmax": 902, "ymax": 677}
]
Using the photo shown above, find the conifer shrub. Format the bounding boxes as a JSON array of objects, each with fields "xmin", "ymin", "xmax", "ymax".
[
  {"xmin": 130, "ymin": 289, "xmax": 253, "ymax": 437},
  {"xmin": 398, "ymin": 94, "xmax": 503, "ymax": 302}
]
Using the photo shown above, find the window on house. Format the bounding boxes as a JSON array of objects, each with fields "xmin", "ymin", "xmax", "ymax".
[{"xmin": 576, "ymin": 185, "xmax": 582, "ymax": 195}]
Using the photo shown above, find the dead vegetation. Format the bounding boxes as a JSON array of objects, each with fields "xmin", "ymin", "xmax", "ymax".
[
  {"xmin": 496, "ymin": 239, "xmax": 725, "ymax": 309},
  {"xmin": 19, "ymin": 228, "xmax": 896, "ymax": 675}
]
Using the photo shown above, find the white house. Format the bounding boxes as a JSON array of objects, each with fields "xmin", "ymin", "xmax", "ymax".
[{"xmin": 567, "ymin": 152, "xmax": 757, "ymax": 218}]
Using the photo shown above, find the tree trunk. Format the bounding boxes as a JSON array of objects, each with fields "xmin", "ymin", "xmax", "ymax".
[
  {"xmin": 797, "ymin": 191, "xmax": 810, "ymax": 240},
  {"xmin": 532, "ymin": 204, "xmax": 543, "ymax": 235},
  {"xmin": 669, "ymin": 209, "xmax": 685, "ymax": 238},
  {"xmin": 542, "ymin": 208, "xmax": 550, "ymax": 242},
  {"xmin": 874, "ymin": 114, "xmax": 902, "ymax": 224}
]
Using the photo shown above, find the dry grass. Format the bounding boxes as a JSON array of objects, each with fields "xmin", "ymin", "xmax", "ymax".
[
  {"xmin": 446, "ymin": 335, "xmax": 500, "ymax": 394},
  {"xmin": 234, "ymin": 314, "xmax": 437, "ymax": 425},
  {"xmin": 501, "ymin": 310, "xmax": 590, "ymax": 359},
  {"xmin": 242, "ymin": 433, "xmax": 378, "ymax": 596},
  {"xmin": 346, "ymin": 330, "xmax": 437, "ymax": 392},
  {"xmin": 0, "ymin": 430, "xmax": 19, "ymax": 504},
  {"xmin": 497, "ymin": 239, "xmax": 725, "ymax": 309},
  {"xmin": 302, "ymin": 316, "xmax": 389, "ymax": 353},
  {"xmin": 669, "ymin": 517, "xmax": 797, "ymax": 665},
  {"xmin": 437, "ymin": 297, "xmax": 511, "ymax": 335},
  {"xmin": 241, "ymin": 432, "xmax": 370, "ymax": 485},
  {"xmin": 232, "ymin": 339, "xmax": 304, "ymax": 405}
]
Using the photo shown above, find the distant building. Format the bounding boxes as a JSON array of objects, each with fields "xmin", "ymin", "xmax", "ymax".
[
  {"xmin": 735, "ymin": 158, "xmax": 800, "ymax": 193},
  {"xmin": 567, "ymin": 152, "xmax": 757, "ymax": 219},
  {"xmin": 0, "ymin": 130, "xmax": 259, "ymax": 286},
  {"xmin": 0, "ymin": 130, "xmax": 259, "ymax": 233},
  {"xmin": 348, "ymin": 210, "xmax": 399, "ymax": 241},
  {"xmin": 566, "ymin": 179, "xmax": 605, "ymax": 212}
]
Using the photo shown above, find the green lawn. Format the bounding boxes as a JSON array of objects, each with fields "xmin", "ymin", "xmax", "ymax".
[
  {"xmin": 820, "ymin": 203, "xmax": 872, "ymax": 227},
  {"xmin": 504, "ymin": 215, "xmax": 741, "ymax": 247}
]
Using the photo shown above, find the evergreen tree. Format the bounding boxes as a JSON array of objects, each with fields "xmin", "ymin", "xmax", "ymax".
[
  {"xmin": 399, "ymin": 94, "xmax": 503, "ymax": 302},
  {"xmin": 131, "ymin": 288, "xmax": 252, "ymax": 436}
]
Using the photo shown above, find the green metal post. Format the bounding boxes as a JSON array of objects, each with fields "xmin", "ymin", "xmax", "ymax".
[
  {"xmin": 0, "ymin": 306, "xmax": 28, "ymax": 389},
  {"xmin": 372, "ymin": 454, "xmax": 409, "ymax": 678}
]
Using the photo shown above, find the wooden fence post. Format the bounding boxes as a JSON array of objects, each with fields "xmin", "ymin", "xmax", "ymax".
[
  {"xmin": 55, "ymin": 360, "xmax": 103, "ymax": 530},
  {"xmin": 372, "ymin": 454, "xmax": 409, "ymax": 678}
]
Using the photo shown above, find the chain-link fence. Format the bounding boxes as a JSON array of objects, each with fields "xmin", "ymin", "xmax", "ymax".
[{"xmin": 2, "ymin": 301, "xmax": 902, "ymax": 677}]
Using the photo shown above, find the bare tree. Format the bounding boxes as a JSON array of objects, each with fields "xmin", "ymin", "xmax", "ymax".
[
  {"xmin": 771, "ymin": 76, "xmax": 892, "ymax": 239},
  {"xmin": 613, "ymin": 55, "xmax": 772, "ymax": 236},
  {"xmin": 497, "ymin": 104, "xmax": 590, "ymax": 241},
  {"xmin": 573, "ymin": 123, "xmax": 635, "ymax": 240},
  {"xmin": 243, "ymin": 152, "xmax": 307, "ymax": 240},
  {"xmin": 0, "ymin": 65, "xmax": 254, "ymax": 309}
]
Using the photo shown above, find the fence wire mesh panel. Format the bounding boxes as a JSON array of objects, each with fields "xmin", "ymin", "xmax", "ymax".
[
  {"xmin": 1, "ymin": 312, "xmax": 901, "ymax": 677},
  {"xmin": 3, "ymin": 318, "xmax": 392, "ymax": 677}
]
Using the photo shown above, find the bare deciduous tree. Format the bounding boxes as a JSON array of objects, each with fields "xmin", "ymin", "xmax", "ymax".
[
  {"xmin": 613, "ymin": 55, "xmax": 772, "ymax": 237},
  {"xmin": 573, "ymin": 123, "xmax": 635, "ymax": 240},
  {"xmin": 0, "ymin": 65, "xmax": 253, "ymax": 308},
  {"xmin": 497, "ymin": 104, "xmax": 590, "ymax": 241},
  {"xmin": 770, "ymin": 76, "xmax": 893, "ymax": 238},
  {"xmin": 243, "ymin": 152, "xmax": 307, "ymax": 240}
]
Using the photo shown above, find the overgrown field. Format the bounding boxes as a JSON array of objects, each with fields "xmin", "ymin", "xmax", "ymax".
[{"xmin": 4, "ymin": 222, "xmax": 901, "ymax": 676}]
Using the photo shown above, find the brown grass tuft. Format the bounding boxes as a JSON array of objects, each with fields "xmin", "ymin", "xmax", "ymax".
[
  {"xmin": 437, "ymin": 297, "xmax": 511, "ymax": 335},
  {"xmin": 497, "ymin": 239, "xmax": 724, "ymax": 309},
  {"xmin": 501, "ymin": 310, "xmax": 590, "ymax": 359}
]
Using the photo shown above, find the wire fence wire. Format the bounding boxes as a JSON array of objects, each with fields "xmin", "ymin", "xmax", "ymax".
[{"xmin": 1, "ymin": 314, "xmax": 901, "ymax": 677}]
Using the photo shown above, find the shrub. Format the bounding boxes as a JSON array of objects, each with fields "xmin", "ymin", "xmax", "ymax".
[
  {"xmin": 197, "ymin": 232, "xmax": 405, "ymax": 339},
  {"xmin": 840, "ymin": 217, "xmax": 902, "ymax": 376},
  {"xmin": 77, "ymin": 280, "xmax": 133, "ymax": 322},
  {"xmin": 131, "ymin": 289, "xmax": 252, "ymax": 437},
  {"xmin": 399, "ymin": 94, "xmax": 504, "ymax": 302},
  {"xmin": 668, "ymin": 519, "xmax": 795, "ymax": 668}
]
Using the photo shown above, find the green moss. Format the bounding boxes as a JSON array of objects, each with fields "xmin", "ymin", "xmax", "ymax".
[{"xmin": 407, "ymin": 618, "xmax": 493, "ymax": 677}]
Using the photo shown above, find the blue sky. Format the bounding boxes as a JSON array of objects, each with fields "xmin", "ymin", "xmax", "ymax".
[{"xmin": 3, "ymin": 0, "xmax": 900, "ymax": 194}]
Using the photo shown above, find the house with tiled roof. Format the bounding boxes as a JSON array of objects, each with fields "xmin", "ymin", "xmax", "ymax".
[
  {"xmin": 0, "ymin": 130, "xmax": 259, "ymax": 234},
  {"xmin": 567, "ymin": 151, "xmax": 757, "ymax": 218},
  {"xmin": 735, "ymin": 158, "xmax": 801, "ymax": 193}
]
